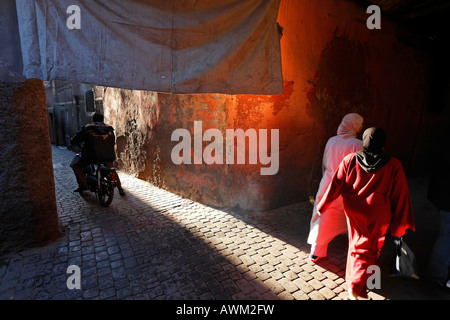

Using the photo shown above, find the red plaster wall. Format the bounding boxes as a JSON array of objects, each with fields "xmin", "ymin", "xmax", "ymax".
[
  {"xmin": 105, "ymin": 0, "xmax": 437, "ymax": 211},
  {"xmin": 275, "ymin": 0, "xmax": 432, "ymax": 203}
]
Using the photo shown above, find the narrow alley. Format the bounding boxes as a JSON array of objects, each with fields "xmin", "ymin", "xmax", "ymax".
[{"xmin": 0, "ymin": 146, "xmax": 448, "ymax": 302}]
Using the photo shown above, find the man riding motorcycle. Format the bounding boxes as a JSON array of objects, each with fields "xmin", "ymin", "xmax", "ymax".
[{"xmin": 70, "ymin": 112, "xmax": 125, "ymax": 196}]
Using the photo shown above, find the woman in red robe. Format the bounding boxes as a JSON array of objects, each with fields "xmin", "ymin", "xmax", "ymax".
[{"xmin": 316, "ymin": 127, "xmax": 415, "ymax": 299}]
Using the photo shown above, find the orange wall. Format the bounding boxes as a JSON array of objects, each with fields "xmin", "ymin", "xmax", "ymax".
[{"xmin": 105, "ymin": 0, "xmax": 437, "ymax": 211}]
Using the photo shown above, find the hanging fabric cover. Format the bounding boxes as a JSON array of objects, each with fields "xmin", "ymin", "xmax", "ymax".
[{"xmin": 15, "ymin": 0, "xmax": 283, "ymax": 94}]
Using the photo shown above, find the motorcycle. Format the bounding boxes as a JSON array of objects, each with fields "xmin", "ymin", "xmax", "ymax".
[
  {"xmin": 84, "ymin": 162, "xmax": 117, "ymax": 207},
  {"xmin": 71, "ymin": 153, "xmax": 117, "ymax": 207}
]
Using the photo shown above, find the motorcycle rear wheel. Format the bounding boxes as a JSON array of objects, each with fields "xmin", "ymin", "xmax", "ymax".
[{"xmin": 98, "ymin": 176, "xmax": 114, "ymax": 207}]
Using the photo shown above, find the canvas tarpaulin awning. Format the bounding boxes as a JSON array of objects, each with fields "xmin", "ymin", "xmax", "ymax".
[{"xmin": 14, "ymin": 0, "xmax": 283, "ymax": 94}]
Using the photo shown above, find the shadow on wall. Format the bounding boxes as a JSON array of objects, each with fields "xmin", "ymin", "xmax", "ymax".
[
  {"xmin": 306, "ymin": 33, "xmax": 370, "ymax": 140},
  {"xmin": 103, "ymin": 0, "xmax": 444, "ymax": 213}
]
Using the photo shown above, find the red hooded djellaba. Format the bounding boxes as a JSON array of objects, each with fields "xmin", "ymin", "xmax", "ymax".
[{"xmin": 317, "ymin": 127, "xmax": 415, "ymax": 299}]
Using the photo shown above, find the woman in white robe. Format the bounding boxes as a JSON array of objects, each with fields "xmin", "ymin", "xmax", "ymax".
[{"xmin": 307, "ymin": 113, "xmax": 364, "ymax": 262}]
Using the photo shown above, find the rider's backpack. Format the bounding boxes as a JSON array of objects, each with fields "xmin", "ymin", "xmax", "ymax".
[{"xmin": 84, "ymin": 124, "xmax": 116, "ymax": 162}]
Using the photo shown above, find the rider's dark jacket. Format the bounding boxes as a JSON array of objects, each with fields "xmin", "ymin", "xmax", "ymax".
[{"xmin": 70, "ymin": 122, "xmax": 116, "ymax": 163}]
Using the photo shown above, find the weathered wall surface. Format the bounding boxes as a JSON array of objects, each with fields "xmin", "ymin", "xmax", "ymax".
[
  {"xmin": 104, "ymin": 0, "xmax": 441, "ymax": 211},
  {"xmin": 275, "ymin": 0, "xmax": 434, "ymax": 204},
  {"xmin": 0, "ymin": 79, "xmax": 60, "ymax": 254}
]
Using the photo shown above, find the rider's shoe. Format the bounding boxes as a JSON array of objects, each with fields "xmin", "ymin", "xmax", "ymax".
[
  {"xmin": 118, "ymin": 187, "xmax": 126, "ymax": 196},
  {"xmin": 74, "ymin": 183, "xmax": 89, "ymax": 193}
]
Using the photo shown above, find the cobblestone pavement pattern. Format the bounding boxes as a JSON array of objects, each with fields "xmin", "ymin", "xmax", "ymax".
[{"xmin": 0, "ymin": 146, "xmax": 449, "ymax": 300}]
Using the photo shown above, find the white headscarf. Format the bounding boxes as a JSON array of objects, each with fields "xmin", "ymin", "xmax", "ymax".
[{"xmin": 337, "ymin": 113, "xmax": 364, "ymax": 138}]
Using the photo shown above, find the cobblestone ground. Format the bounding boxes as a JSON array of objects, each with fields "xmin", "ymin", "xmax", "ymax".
[{"xmin": 0, "ymin": 146, "xmax": 448, "ymax": 301}]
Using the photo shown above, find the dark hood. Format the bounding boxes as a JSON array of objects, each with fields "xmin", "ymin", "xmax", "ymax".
[{"xmin": 356, "ymin": 127, "xmax": 390, "ymax": 173}]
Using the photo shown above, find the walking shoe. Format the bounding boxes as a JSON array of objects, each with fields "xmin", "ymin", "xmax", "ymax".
[
  {"xmin": 309, "ymin": 253, "xmax": 323, "ymax": 263},
  {"xmin": 345, "ymin": 289, "xmax": 369, "ymax": 300}
]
